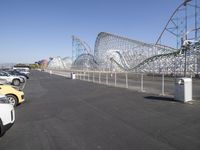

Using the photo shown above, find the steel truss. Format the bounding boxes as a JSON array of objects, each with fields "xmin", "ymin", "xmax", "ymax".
[
  {"xmin": 94, "ymin": 32, "xmax": 200, "ymax": 74},
  {"xmin": 72, "ymin": 36, "xmax": 93, "ymax": 62},
  {"xmin": 72, "ymin": 31, "xmax": 200, "ymax": 75},
  {"xmin": 72, "ymin": 53, "xmax": 98, "ymax": 70},
  {"xmin": 71, "ymin": 36, "xmax": 97, "ymax": 70},
  {"xmin": 156, "ymin": 0, "xmax": 200, "ymax": 47},
  {"xmin": 48, "ymin": 56, "xmax": 66, "ymax": 70},
  {"xmin": 70, "ymin": 0, "xmax": 200, "ymax": 75},
  {"xmin": 94, "ymin": 32, "xmax": 179, "ymax": 72}
]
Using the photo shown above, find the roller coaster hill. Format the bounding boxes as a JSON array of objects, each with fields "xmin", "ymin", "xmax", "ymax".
[{"xmin": 51, "ymin": 0, "xmax": 200, "ymax": 77}]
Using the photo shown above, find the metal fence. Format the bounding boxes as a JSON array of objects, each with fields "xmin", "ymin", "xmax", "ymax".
[{"xmin": 45, "ymin": 69, "xmax": 200, "ymax": 100}]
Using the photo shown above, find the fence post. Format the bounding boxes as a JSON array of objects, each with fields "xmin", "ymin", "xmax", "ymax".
[
  {"xmin": 88, "ymin": 72, "xmax": 90, "ymax": 82},
  {"xmin": 115, "ymin": 72, "xmax": 117, "ymax": 87},
  {"xmin": 74, "ymin": 72, "xmax": 76, "ymax": 79},
  {"xmin": 125, "ymin": 72, "xmax": 128, "ymax": 88},
  {"xmin": 162, "ymin": 73, "xmax": 165, "ymax": 95},
  {"xmin": 93, "ymin": 71, "xmax": 95, "ymax": 82},
  {"xmin": 106, "ymin": 72, "xmax": 108, "ymax": 85},
  {"xmin": 141, "ymin": 73, "xmax": 144, "ymax": 92},
  {"xmin": 99, "ymin": 72, "xmax": 101, "ymax": 83}
]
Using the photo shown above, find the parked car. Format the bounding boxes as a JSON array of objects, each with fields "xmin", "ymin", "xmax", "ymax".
[
  {"xmin": 7, "ymin": 70, "xmax": 29, "ymax": 79},
  {"xmin": 0, "ymin": 71, "xmax": 24, "ymax": 86},
  {"xmin": 4, "ymin": 71, "xmax": 27, "ymax": 82},
  {"xmin": 13, "ymin": 68, "xmax": 30, "ymax": 76},
  {"xmin": 0, "ymin": 84, "xmax": 25, "ymax": 106},
  {"xmin": 0, "ymin": 95, "xmax": 15, "ymax": 137},
  {"xmin": 0, "ymin": 79, "xmax": 8, "ymax": 84},
  {"xmin": 13, "ymin": 67, "xmax": 30, "ymax": 72}
]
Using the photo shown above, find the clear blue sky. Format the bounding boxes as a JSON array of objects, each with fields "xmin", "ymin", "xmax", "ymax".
[{"xmin": 0, "ymin": 0, "xmax": 181, "ymax": 64}]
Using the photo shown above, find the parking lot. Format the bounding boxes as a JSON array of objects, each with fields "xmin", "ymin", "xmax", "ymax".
[{"xmin": 0, "ymin": 70, "xmax": 200, "ymax": 150}]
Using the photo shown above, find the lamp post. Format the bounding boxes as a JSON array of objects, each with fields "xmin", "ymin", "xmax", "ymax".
[
  {"xmin": 182, "ymin": 0, "xmax": 192, "ymax": 77},
  {"xmin": 182, "ymin": 40, "xmax": 192, "ymax": 77}
]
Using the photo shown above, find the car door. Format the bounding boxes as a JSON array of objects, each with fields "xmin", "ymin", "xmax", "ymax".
[{"xmin": 0, "ymin": 72, "xmax": 12, "ymax": 83}]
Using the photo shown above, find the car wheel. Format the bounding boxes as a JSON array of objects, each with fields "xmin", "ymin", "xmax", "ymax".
[
  {"xmin": 6, "ymin": 95, "xmax": 18, "ymax": 107},
  {"xmin": 12, "ymin": 79, "xmax": 20, "ymax": 86}
]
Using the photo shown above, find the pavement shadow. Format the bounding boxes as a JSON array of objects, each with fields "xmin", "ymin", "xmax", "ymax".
[{"xmin": 144, "ymin": 96, "xmax": 175, "ymax": 102}]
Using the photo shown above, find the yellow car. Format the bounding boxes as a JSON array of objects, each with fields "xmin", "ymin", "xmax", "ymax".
[{"xmin": 0, "ymin": 84, "xmax": 25, "ymax": 106}]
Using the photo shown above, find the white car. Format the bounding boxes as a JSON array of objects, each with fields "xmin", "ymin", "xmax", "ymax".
[
  {"xmin": 5, "ymin": 71, "xmax": 26, "ymax": 83},
  {"xmin": 0, "ymin": 71, "xmax": 24, "ymax": 86},
  {"xmin": 16, "ymin": 69, "xmax": 30, "ymax": 76},
  {"xmin": 0, "ymin": 79, "xmax": 8, "ymax": 84},
  {"xmin": 0, "ymin": 95, "xmax": 15, "ymax": 137},
  {"xmin": 13, "ymin": 67, "xmax": 30, "ymax": 76}
]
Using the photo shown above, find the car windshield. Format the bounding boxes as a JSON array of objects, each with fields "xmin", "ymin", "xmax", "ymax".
[
  {"xmin": 0, "ymin": 72, "xmax": 10, "ymax": 76},
  {"xmin": 4, "ymin": 72, "xmax": 10, "ymax": 76}
]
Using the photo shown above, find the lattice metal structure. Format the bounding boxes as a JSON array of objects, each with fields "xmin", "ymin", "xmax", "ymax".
[
  {"xmin": 94, "ymin": 32, "xmax": 174, "ymax": 72},
  {"xmin": 72, "ymin": 53, "xmax": 98, "ymax": 70},
  {"xmin": 48, "ymin": 56, "xmax": 72, "ymax": 70},
  {"xmin": 71, "ymin": 36, "xmax": 97, "ymax": 70},
  {"xmin": 71, "ymin": 0, "xmax": 200, "ymax": 75},
  {"xmin": 72, "ymin": 36, "xmax": 92, "ymax": 62},
  {"xmin": 155, "ymin": 0, "xmax": 200, "ymax": 75},
  {"xmin": 156, "ymin": 0, "xmax": 200, "ymax": 48},
  {"xmin": 94, "ymin": 32, "xmax": 200, "ymax": 74}
]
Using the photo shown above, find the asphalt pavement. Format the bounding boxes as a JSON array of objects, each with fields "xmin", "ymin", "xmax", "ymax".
[{"xmin": 0, "ymin": 70, "xmax": 200, "ymax": 150}]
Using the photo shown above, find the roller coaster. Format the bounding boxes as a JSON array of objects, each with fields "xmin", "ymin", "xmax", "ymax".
[{"xmin": 70, "ymin": 0, "xmax": 200, "ymax": 75}]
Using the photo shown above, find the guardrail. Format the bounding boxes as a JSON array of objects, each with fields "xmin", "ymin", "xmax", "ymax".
[{"xmin": 45, "ymin": 69, "xmax": 200, "ymax": 100}]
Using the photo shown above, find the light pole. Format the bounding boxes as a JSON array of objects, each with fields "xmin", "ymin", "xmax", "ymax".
[
  {"xmin": 182, "ymin": 40, "xmax": 192, "ymax": 77},
  {"xmin": 181, "ymin": 0, "xmax": 192, "ymax": 77}
]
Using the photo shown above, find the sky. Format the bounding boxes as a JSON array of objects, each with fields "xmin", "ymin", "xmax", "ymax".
[{"xmin": 0, "ymin": 0, "xmax": 182, "ymax": 64}]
